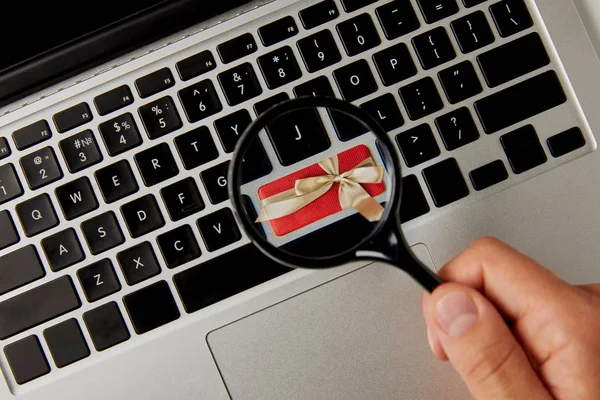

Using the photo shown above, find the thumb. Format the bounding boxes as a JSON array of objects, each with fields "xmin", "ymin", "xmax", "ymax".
[{"xmin": 425, "ymin": 283, "xmax": 552, "ymax": 400}]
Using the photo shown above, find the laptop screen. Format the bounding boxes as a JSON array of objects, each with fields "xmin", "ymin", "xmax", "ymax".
[
  {"xmin": 1, "ymin": 0, "xmax": 173, "ymax": 74},
  {"xmin": 0, "ymin": 0, "xmax": 252, "ymax": 107}
]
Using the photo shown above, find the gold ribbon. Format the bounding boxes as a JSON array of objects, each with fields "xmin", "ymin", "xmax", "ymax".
[{"xmin": 256, "ymin": 154, "xmax": 385, "ymax": 223}]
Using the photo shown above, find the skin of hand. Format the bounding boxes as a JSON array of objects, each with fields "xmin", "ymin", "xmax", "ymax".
[{"xmin": 422, "ymin": 237, "xmax": 600, "ymax": 400}]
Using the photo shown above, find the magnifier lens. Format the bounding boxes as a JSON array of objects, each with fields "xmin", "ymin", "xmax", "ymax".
[{"xmin": 233, "ymin": 102, "xmax": 398, "ymax": 268}]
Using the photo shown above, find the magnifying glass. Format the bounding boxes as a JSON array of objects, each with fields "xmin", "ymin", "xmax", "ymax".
[{"xmin": 228, "ymin": 96, "xmax": 442, "ymax": 293}]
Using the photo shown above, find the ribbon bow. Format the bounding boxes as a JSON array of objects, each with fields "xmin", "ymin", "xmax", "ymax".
[{"xmin": 256, "ymin": 154, "xmax": 385, "ymax": 223}]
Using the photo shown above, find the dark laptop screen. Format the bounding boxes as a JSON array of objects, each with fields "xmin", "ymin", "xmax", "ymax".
[
  {"xmin": 0, "ymin": 0, "xmax": 251, "ymax": 107},
  {"xmin": 1, "ymin": 0, "xmax": 171, "ymax": 73}
]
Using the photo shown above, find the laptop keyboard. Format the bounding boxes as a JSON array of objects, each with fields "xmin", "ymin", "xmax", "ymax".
[{"xmin": 0, "ymin": 0, "xmax": 594, "ymax": 387}]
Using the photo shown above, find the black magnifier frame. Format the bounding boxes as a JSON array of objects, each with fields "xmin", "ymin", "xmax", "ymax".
[{"xmin": 229, "ymin": 96, "xmax": 442, "ymax": 293}]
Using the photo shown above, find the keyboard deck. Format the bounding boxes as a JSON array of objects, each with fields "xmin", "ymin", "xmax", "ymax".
[{"xmin": 0, "ymin": 0, "xmax": 595, "ymax": 389}]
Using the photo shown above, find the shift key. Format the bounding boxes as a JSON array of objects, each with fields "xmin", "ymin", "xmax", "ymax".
[
  {"xmin": 0, "ymin": 276, "xmax": 81, "ymax": 340},
  {"xmin": 474, "ymin": 70, "xmax": 567, "ymax": 134}
]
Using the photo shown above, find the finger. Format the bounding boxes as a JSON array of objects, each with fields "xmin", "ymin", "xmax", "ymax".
[
  {"xmin": 577, "ymin": 283, "xmax": 600, "ymax": 296},
  {"xmin": 427, "ymin": 283, "xmax": 553, "ymax": 400},
  {"xmin": 423, "ymin": 293, "xmax": 448, "ymax": 361}
]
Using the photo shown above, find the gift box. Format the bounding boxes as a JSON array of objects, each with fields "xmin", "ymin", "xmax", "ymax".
[{"xmin": 257, "ymin": 144, "xmax": 386, "ymax": 236}]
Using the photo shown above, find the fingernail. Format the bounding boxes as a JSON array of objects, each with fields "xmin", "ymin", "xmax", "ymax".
[
  {"xmin": 435, "ymin": 292, "xmax": 479, "ymax": 337},
  {"xmin": 426, "ymin": 326, "xmax": 436, "ymax": 354}
]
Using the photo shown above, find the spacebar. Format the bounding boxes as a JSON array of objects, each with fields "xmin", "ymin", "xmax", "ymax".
[
  {"xmin": 474, "ymin": 70, "xmax": 567, "ymax": 134},
  {"xmin": 0, "ymin": 276, "xmax": 81, "ymax": 340}
]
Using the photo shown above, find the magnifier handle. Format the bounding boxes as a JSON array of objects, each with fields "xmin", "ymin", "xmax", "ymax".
[{"xmin": 406, "ymin": 258, "xmax": 443, "ymax": 293}]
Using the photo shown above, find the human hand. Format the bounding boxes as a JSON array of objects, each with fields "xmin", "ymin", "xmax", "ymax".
[{"xmin": 422, "ymin": 237, "xmax": 600, "ymax": 400}]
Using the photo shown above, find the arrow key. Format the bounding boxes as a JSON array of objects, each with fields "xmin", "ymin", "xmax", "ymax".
[{"xmin": 395, "ymin": 124, "xmax": 441, "ymax": 168}]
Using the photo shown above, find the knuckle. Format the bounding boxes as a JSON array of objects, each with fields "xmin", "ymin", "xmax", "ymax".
[
  {"xmin": 471, "ymin": 236, "xmax": 502, "ymax": 252},
  {"xmin": 462, "ymin": 339, "xmax": 519, "ymax": 388}
]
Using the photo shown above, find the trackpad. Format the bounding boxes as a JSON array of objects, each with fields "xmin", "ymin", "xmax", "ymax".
[{"xmin": 207, "ymin": 263, "xmax": 469, "ymax": 400}]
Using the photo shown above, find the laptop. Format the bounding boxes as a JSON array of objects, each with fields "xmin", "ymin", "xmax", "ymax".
[{"xmin": 1, "ymin": 0, "xmax": 599, "ymax": 398}]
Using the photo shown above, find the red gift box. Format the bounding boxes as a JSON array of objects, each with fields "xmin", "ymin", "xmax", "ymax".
[{"xmin": 257, "ymin": 144, "xmax": 386, "ymax": 236}]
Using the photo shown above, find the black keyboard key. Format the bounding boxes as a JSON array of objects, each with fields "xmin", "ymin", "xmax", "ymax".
[
  {"xmin": 259, "ymin": 16, "xmax": 299, "ymax": 47},
  {"xmin": 412, "ymin": 27, "xmax": 456, "ymax": 70},
  {"xmin": 0, "ymin": 275, "xmax": 81, "ymax": 340},
  {"xmin": 500, "ymin": 125, "xmax": 547, "ymax": 174},
  {"xmin": 44, "ymin": 319, "xmax": 90, "ymax": 368},
  {"xmin": 0, "ymin": 164, "xmax": 23, "ymax": 205},
  {"xmin": 81, "ymin": 211, "xmax": 125, "ymax": 255},
  {"xmin": 13, "ymin": 120, "xmax": 52, "ymax": 150},
  {"xmin": 475, "ymin": 71, "xmax": 567, "ymax": 134},
  {"xmin": 94, "ymin": 85, "xmax": 134, "ymax": 116},
  {"xmin": 399, "ymin": 77, "xmax": 444, "ymax": 120},
  {"xmin": 297, "ymin": 30, "xmax": 342, "ymax": 73},
  {"xmin": 117, "ymin": 242, "xmax": 161, "ymax": 285},
  {"xmin": 98, "ymin": 113, "xmax": 143, "ymax": 156},
  {"xmin": 95, "ymin": 160, "xmax": 139, "ymax": 204},
  {"xmin": 4, "ymin": 336, "xmax": 50, "ymax": 384},
  {"xmin": 217, "ymin": 33, "xmax": 257, "ymax": 64},
  {"xmin": 299, "ymin": 0, "xmax": 340, "ymax": 29},
  {"xmin": 138, "ymin": 96, "xmax": 183, "ymax": 140},
  {"xmin": 376, "ymin": 0, "xmax": 421, "ymax": 40},
  {"xmin": 178, "ymin": 80, "xmax": 223, "ymax": 123},
  {"xmin": 135, "ymin": 67, "xmax": 175, "ymax": 98},
  {"xmin": 77, "ymin": 259, "xmax": 121, "ymax": 302},
  {"xmin": 174, "ymin": 126, "xmax": 219, "ymax": 170},
  {"xmin": 462, "ymin": 0, "xmax": 488, "ymax": 6},
  {"xmin": 174, "ymin": 244, "xmax": 290, "ymax": 313},
  {"xmin": 396, "ymin": 124, "xmax": 441, "ymax": 167},
  {"xmin": 218, "ymin": 63, "xmax": 263, "ymax": 106},
  {"xmin": 124, "ymin": 281, "xmax": 180, "ymax": 334},
  {"xmin": 214, "ymin": 109, "xmax": 253, "ymax": 153},
  {"xmin": 417, "ymin": 0, "xmax": 459, "ymax": 23},
  {"xmin": 241, "ymin": 140, "xmax": 273, "ymax": 184},
  {"xmin": 0, "ymin": 211, "xmax": 19, "ymax": 251},
  {"xmin": 53, "ymin": 103, "xmax": 93, "ymax": 133},
  {"xmin": 55, "ymin": 177, "xmax": 99, "ymax": 220},
  {"xmin": 161, "ymin": 178, "xmax": 205, "ymax": 221},
  {"xmin": 400, "ymin": 175, "xmax": 430, "ymax": 223},
  {"xmin": 59, "ymin": 130, "xmax": 103, "ymax": 173},
  {"xmin": 197, "ymin": 208, "xmax": 241, "ymax": 252},
  {"xmin": 20, "ymin": 147, "xmax": 62, "ymax": 190},
  {"xmin": 373, "ymin": 43, "xmax": 417, "ymax": 86},
  {"xmin": 157, "ymin": 225, "xmax": 202, "ymax": 269},
  {"xmin": 477, "ymin": 33, "xmax": 550, "ymax": 88},
  {"xmin": 330, "ymin": 110, "xmax": 368, "ymax": 141},
  {"xmin": 201, "ymin": 161, "xmax": 230, "ymax": 204},
  {"xmin": 469, "ymin": 160, "xmax": 508, "ymax": 191},
  {"xmin": 121, "ymin": 194, "xmax": 165, "ymax": 238},
  {"xmin": 435, "ymin": 107, "xmax": 480, "ymax": 150},
  {"xmin": 265, "ymin": 107, "xmax": 331, "ymax": 166},
  {"xmin": 438, "ymin": 61, "xmax": 483, "ymax": 104},
  {"xmin": 490, "ymin": 0, "xmax": 533, "ymax": 37},
  {"xmin": 422, "ymin": 158, "xmax": 469, "ymax": 207},
  {"xmin": 41, "ymin": 228, "xmax": 85, "ymax": 272},
  {"xmin": 0, "ymin": 137, "xmax": 10, "ymax": 160},
  {"xmin": 83, "ymin": 302, "xmax": 130, "ymax": 351},
  {"xmin": 135, "ymin": 143, "xmax": 179, "ymax": 187},
  {"xmin": 341, "ymin": 0, "xmax": 377, "ymax": 12},
  {"xmin": 337, "ymin": 13, "xmax": 381, "ymax": 57},
  {"xmin": 258, "ymin": 46, "xmax": 303, "ymax": 89},
  {"xmin": 360, "ymin": 93, "xmax": 404, "ymax": 132},
  {"xmin": 451, "ymin": 11, "xmax": 495, "ymax": 54},
  {"xmin": 333, "ymin": 59, "xmax": 378, "ymax": 101},
  {"xmin": 547, "ymin": 127, "xmax": 586, "ymax": 158},
  {"xmin": 294, "ymin": 75, "xmax": 335, "ymax": 97},
  {"xmin": 0, "ymin": 245, "xmax": 44, "ymax": 296},
  {"xmin": 176, "ymin": 50, "xmax": 216, "ymax": 81},
  {"xmin": 254, "ymin": 92, "xmax": 290, "ymax": 116},
  {"xmin": 16, "ymin": 194, "xmax": 59, "ymax": 237}
]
